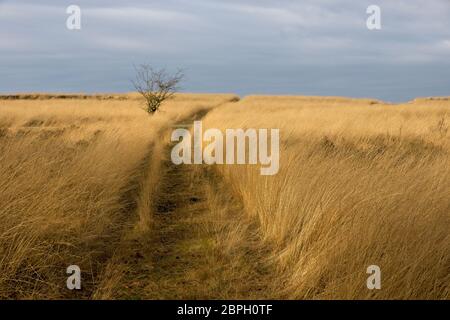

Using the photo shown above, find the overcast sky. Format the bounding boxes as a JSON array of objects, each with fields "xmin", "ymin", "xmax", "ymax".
[{"xmin": 1, "ymin": 0, "xmax": 449, "ymax": 101}]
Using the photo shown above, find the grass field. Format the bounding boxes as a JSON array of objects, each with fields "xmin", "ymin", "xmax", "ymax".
[
  {"xmin": 0, "ymin": 93, "xmax": 236, "ymax": 298},
  {"xmin": 202, "ymin": 96, "xmax": 450, "ymax": 299},
  {"xmin": 0, "ymin": 94, "xmax": 448, "ymax": 299}
]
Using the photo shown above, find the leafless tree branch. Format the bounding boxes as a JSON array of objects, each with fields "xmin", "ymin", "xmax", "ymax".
[{"xmin": 132, "ymin": 64, "xmax": 184, "ymax": 114}]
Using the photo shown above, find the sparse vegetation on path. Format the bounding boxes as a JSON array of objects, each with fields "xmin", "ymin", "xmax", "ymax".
[
  {"xmin": 99, "ymin": 149, "xmax": 272, "ymax": 299},
  {"xmin": 95, "ymin": 104, "xmax": 273, "ymax": 299}
]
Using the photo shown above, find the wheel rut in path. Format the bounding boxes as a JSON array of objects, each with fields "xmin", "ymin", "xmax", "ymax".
[{"xmin": 109, "ymin": 116, "xmax": 273, "ymax": 299}]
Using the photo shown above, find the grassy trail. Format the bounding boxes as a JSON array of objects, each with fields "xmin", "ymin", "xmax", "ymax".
[
  {"xmin": 112, "ymin": 148, "xmax": 271, "ymax": 299},
  {"xmin": 93, "ymin": 104, "xmax": 272, "ymax": 299},
  {"xmin": 134, "ymin": 154, "xmax": 218, "ymax": 299}
]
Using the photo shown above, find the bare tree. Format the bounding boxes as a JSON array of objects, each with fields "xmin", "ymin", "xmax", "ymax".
[{"xmin": 132, "ymin": 64, "xmax": 184, "ymax": 114}]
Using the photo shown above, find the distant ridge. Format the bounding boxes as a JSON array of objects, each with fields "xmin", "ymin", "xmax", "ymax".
[
  {"xmin": 0, "ymin": 93, "xmax": 132, "ymax": 100},
  {"xmin": 0, "ymin": 93, "xmax": 238, "ymax": 101},
  {"xmin": 1, "ymin": 93, "xmax": 448, "ymax": 104}
]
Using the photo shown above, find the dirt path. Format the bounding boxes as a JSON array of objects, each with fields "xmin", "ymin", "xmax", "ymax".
[
  {"xmin": 92, "ymin": 105, "xmax": 273, "ymax": 299},
  {"xmin": 94, "ymin": 126, "xmax": 273, "ymax": 299},
  {"xmin": 108, "ymin": 149, "xmax": 271, "ymax": 299},
  {"xmin": 135, "ymin": 154, "xmax": 217, "ymax": 299}
]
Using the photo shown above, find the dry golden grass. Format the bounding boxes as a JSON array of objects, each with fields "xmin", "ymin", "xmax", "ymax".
[
  {"xmin": 1, "ymin": 93, "xmax": 448, "ymax": 300},
  {"xmin": 0, "ymin": 93, "xmax": 235, "ymax": 299},
  {"xmin": 202, "ymin": 96, "xmax": 450, "ymax": 299}
]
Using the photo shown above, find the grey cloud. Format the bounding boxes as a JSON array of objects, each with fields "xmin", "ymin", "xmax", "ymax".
[{"xmin": 0, "ymin": 0, "xmax": 449, "ymax": 101}]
